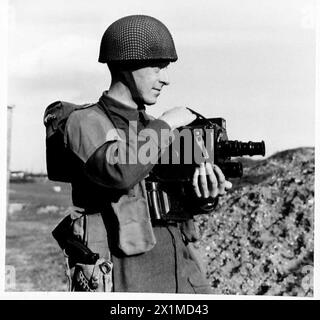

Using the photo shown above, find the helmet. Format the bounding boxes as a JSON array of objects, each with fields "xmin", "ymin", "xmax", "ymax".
[{"xmin": 98, "ymin": 15, "xmax": 178, "ymax": 63}]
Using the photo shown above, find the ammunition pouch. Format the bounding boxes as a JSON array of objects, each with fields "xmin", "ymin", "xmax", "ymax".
[{"xmin": 111, "ymin": 182, "xmax": 156, "ymax": 256}]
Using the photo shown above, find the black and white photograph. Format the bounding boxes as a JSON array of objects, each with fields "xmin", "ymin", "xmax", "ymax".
[{"xmin": 2, "ymin": 0, "xmax": 317, "ymax": 299}]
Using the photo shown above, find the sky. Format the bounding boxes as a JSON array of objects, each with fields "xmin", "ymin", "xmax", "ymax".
[{"xmin": 6, "ymin": 0, "xmax": 316, "ymax": 173}]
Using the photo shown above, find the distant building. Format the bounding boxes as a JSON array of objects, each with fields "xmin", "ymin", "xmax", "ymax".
[
  {"xmin": 9, "ymin": 171, "xmax": 35, "ymax": 183},
  {"xmin": 10, "ymin": 171, "xmax": 25, "ymax": 180},
  {"xmin": 9, "ymin": 171, "xmax": 48, "ymax": 183}
]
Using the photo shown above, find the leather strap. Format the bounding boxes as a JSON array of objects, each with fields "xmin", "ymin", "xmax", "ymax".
[{"xmin": 85, "ymin": 213, "xmax": 111, "ymax": 261}]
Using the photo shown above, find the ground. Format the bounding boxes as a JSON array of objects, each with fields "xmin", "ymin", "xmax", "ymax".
[
  {"xmin": 6, "ymin": 179, "xmax": 71, "ymax": 291},
  {"xmin": 6, "ymin": 147, "xmax": 314, "ymax": 295}
]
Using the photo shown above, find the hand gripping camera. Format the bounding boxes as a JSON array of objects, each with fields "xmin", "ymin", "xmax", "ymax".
[{"xmin": 146, "ymin": 109, "xmax": 265, "ymax": 221}]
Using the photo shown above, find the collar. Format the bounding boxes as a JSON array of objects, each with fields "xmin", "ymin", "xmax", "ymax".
[{"xmin": 98, "ymin": 91, "xmax": 149, "ymax": 128}]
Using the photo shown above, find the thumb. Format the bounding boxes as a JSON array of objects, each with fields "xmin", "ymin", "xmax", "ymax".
[{"xmin": 224, "ymin": 181, "xmax": 232, "ymax": 190}]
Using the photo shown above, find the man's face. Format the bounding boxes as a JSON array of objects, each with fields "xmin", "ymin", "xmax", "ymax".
[{"xmin": 132, "ymin": 62, "xmax": 170, "ymax": 105}]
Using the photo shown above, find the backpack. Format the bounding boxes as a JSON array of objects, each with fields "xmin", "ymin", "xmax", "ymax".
[{"xmin": 43, "ymin": 101, "xmax": 95, "ymax": 182}]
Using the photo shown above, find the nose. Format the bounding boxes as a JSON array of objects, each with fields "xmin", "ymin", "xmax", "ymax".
[{"xmin": 159, "ymin": 68, "xmax": 170, "ymax": 86}]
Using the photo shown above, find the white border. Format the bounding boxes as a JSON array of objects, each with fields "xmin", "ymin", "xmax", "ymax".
[
  {"xmin": 313, "ymin": 0, "xmax": 320, "ymax": 300},
  {"xmin": 0, "ymin": 0, "xmax": 8, "ymax": 296},
  {"xmin": 0, "ymin": 0, "xmax": 319, "ymax": 301}
]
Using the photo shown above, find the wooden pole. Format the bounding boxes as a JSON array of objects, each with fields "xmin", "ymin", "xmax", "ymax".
[{"xmin": 7, "ymin": 105, "xmax": 14, "ymax": 215}]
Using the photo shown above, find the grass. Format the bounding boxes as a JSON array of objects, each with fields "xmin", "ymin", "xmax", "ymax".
[
  {"xmin": 6, "ymin": 212, "xmax": 68, "ymax": 291},
  {"xmin": 9, "ymin": 178, "xmax": 72, "ymax": 207},
  {"xmin": 6, "ymin": 179, "xmax": 71, "ymax": 291}
]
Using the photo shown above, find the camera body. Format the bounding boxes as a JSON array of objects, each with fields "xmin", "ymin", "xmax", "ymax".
[
  {"xmin": 146, "ymin": 117, "xmax": 265, "ymax": 221},
  {"xmin": 150, "ymin": 117, "xmax": 265, "ymax": 182}
]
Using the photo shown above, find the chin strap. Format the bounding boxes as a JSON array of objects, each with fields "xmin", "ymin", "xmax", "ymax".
[
  {"xmin": 120, "ymin": 70, "xmax": 149, "ymax": 126},
  {"xmin": 120, "ymin": 70, "xmax": 145, "ymax": 110}
]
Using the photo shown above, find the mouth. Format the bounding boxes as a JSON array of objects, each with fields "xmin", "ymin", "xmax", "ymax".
[{"xmin": 153, "ymin": 88, "xmax": 161, "ymax": 96}]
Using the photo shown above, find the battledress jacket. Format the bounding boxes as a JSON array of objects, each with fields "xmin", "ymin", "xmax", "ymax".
[{"xmin": 65, "ymin": 91, "xmax": 213, "ymax": 293}]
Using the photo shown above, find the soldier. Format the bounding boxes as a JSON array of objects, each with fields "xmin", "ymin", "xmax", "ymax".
[{"xmin": 58, "ymin": 15, "xmax": 231, "ymax": 293}]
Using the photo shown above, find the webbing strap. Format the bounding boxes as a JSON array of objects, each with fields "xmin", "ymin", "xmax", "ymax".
[{"xmin": 85, "ymin": 213, "xmax": 111, "ymax": 261}]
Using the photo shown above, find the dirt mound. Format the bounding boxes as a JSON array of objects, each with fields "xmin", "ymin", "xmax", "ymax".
[{"xmin": 195, "ymin": 147, "xmax": 314, "ymax": 296}]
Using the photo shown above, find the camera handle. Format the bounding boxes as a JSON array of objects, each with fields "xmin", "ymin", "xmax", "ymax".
[
  {"xmin": 186, "ymin": 107, "xmax": 206, "ymax": 120},
  {"xmin": 187, "ymin": 108, "xmax": 221, "ymax": 212},
  {"xmin": 187, "ymin": 108, "xmax": 215, "ymax": 127}
]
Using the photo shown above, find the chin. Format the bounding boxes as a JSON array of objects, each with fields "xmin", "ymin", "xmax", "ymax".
[{"xmin": 144, "ymin": 98, "xmax": 158, "ymax": 106}]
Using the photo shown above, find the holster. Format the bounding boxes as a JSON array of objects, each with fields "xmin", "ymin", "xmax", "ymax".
[
  {"xmin": 52, "ymin": 207, "xmax": 113, "ymax": 292},
  {"xmin": 73, "ymin": 258, "xmax": 113, "ymax": 292}
]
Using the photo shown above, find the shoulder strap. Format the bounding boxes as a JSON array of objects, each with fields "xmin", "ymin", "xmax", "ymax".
[
  {"xmin": 96, "ymin": 100, "xmax": 118, "ymax": 129},
  {"xmin": 44, "ymin": 101, "xmax": 94, "ymax": 138}
]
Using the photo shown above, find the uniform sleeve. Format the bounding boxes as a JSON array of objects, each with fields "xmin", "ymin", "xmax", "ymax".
[
  {"xmin": 85, "ymin": 119, "xmax": 172, "ymax": 190},
  {"xmin": 66, "ymin": 107, "xmax": 172, "ymax": 191}
]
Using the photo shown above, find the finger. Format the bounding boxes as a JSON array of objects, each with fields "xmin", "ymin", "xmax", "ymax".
[
  {"xmin": 225, "ymin": 180, "xmax": 233, "ymax": 190},
  {"xmin": 192, "ymin": 168, "xmax": 201, "ymax": 198},
  {"xmin": 205, "ymin": 162, "xmax": 218, "ymax": 198},
  {"xmin": 199, "ymin": 163, "xmax": 209, "ymax": 198},
  {"xmin": 212, "ymin": 164, "xmax": 226, "ymax": 184},
  {"xmin": 213, "ymin": 164, "xmax": 228, "ymax": 194}
]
